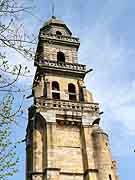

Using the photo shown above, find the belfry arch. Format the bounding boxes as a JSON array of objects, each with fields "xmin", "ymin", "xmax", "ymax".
[{"xmin": 57, "ymin": 51, "xmax": 65, "ymax": 63}]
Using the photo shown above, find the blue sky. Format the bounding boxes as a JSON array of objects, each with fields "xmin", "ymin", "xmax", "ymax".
[{"xmin": 9, "ymin": 0, "xmax": 135, "ymax": 179}]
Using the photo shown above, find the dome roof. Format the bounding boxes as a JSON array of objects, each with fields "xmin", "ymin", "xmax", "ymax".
[
  {"xmin": 41, "ymin": 16, "xmax": 72, "ymax": 35},
  {"xmin": 43, "ymin": 16, "xmax": 65, "ymax": 26}
]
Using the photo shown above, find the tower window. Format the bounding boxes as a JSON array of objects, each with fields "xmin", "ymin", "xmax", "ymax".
[
  {"xmin": 109, "ymin": 174, "xmax": 112, "ymax": 180},
  {"xmin": 68, "ymin": 83, "xmax": 76, "ymax": 101},
  {"xmin": 52, "ymin": 81, "xmax": 60, "ymax": 100},
  {"xmin": 52, "ymin": 81, "xmax": 59, "ymax": 91},
  {"xmin": 57, "ymin": 51, "xmax": 65, "ymax": 63},
  {"xmin": 56, "ymin": 31, "xmax": 62, "ymax": 35}
]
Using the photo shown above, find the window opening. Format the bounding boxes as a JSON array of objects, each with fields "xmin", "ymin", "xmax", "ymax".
[
  {"xmin": 52, "ymin": 81, "xmax": 60, "ymax": 100},
  {"xmin": 109, "ymin": 174, "xmax": 112, "ymax": 180},
  {"xmin": 57, "ymin": 51, "xmax": 65, "ymax": 63},
  {"xmin": 56, "ymin": 31, "xmax": 62, "ymax": 35},
  {"xmin": 52, "ymin": 81, "xmax": 59, "ymax": 91},
  {"xmin": 68, "ymin": 83, "xmax": 76, "ymax": 101},
  {"xmin": 52, "ymin": 93, "xmax": 60, "ymax": 100}
]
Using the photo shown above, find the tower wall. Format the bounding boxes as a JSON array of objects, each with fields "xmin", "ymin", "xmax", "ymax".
[
  {"xmin": 26, "ymin": 17, "xmax": 119, "ymax": 180},
  {"xmin": 27, "ymin": 112, "xmax": 118, "ymax": 180},
  {"xmin": 92, "ymin": 125, "xmax": 118, "ymax": 180},
  {"xmin": 43, "ymin": 44, "xmax": 78, "ymax": 63}
]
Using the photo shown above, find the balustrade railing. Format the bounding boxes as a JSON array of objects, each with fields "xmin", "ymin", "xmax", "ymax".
[
  {"xmin": 39, "ymin": 60, "xmax": 86, "ymax": 71},
  {"xmin": 40, "ymin": 33, "xmax": 80, "ymax": 44},
  {"xmin": 36, "ymin": 99, "xmax": 99, "ymax": 113}
]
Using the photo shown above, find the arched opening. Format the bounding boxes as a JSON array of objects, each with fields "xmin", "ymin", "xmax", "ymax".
[
  {"xmin": 57, "ymin": 51, "xmax": 65, "ymax": 63},
  {"xmin": 68, "ymin": 83, "xmax": 76, "ymax": 93},
  {"xmin": 92, "ymin": 118, "xmax": 100, "ymax": 126},
  {"xmin": 56, "ymin": 31, "xmax": 62, "ymax": 35},
  {"xmin": 52, "ymin": 81, "xmax": 60, "ymax": 100},
  {"xmin": 68, "ymin": 83, "xmax": 76, "ymax": 101},
  {"xmin": 52, "ymin": 81, "xmax": 59, "ymax": 91}
]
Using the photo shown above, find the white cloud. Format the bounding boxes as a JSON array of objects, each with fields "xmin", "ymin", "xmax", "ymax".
[{"xmin": 79, "ymin": 20, "xmax": 135, "ymax": 135}]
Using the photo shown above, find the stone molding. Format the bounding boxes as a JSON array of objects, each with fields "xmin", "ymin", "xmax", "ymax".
[
  {"xmin": 38, "ymin": 59, "xmax": 86, "ymax": 72},
  {"xmin": 36, "ymin": 99, "xmax": 99, "ymax": 113},
  {"xmin": 40, "ymin": 33, "xmax": 80, "ymax": 46}
]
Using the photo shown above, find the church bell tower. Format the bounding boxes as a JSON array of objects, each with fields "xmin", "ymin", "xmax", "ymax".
[{"xmin": 26, "ymin": 16, "xmax": 119, "ymax": 180}]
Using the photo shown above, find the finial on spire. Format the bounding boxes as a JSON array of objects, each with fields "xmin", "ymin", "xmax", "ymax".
[{"xmin": 51, "ymin": 1, "xmax": 56, "ymax": 19}]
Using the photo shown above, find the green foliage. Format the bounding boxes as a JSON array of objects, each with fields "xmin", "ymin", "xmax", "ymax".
[{"xmin": 0, "ymin": 95, "xmax": 19, "ymax": 179}]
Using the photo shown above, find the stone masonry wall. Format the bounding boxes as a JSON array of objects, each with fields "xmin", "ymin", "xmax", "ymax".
[
  {"xmin": 55, "ymin": 124, "xmax": 83, "ymax": 173},
  {"xmin": 43, "ymin": 43, "xmax": 78, "ymax": 63},
  {"xmin": 45, "ymin": 75, "xmax": 80, "ymax": 101},
  {"xmin": 46, "ymin": 26, "xmax": 70, "ymax": 36}
]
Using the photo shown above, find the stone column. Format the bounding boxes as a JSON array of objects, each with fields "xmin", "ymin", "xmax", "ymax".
[
  {"xmin": 81, "ymin": 86, "xmax": 88, "ymax": 102},
  {"xmin": 92, "ymin": 125, "xmax": 117, "ymax": 180},
  {"xmin": 40, "ymin": 111, "xmax": 60, "ymax": 180},
  {"xmin": 32, "ymin": 114, "xmax": 45, "ymax": 180},
  {"xmin": 46, "ymin": 122, "xmax": 57, "ymax": 168},
  {"xmin": 80, "ymin": 125, "xmax": 98, "ymax": 180},
  {"xmin": 46, "ymin": 81, "xmax": 51, "ymax": 99}
]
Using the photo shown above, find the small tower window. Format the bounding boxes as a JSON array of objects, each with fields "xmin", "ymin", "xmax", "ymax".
[
  {"xmin": 68, "ymin": 83, "xmax": 76, "ymax": 101},
  {"xmin": 109, "ymin": 174, "xmax": 112, "ymax": 180},
  {"xmin": 57, "ymin": 51, "xmax": 65, "ymax": 63},
  {"xmin": 52, "ymin": 81, "xmax": 59, "ymax": 91},
  {"xmin": 52, "ymin": 81, "xmax": 60, "ymax": 100},
  {"xmin": 56, "ymin": 31, "xmax": 62, "ymax": 35}
]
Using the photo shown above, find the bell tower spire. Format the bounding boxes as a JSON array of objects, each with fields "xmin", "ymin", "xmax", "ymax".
[{"xmin": 26, "ymin": 17, "xmax": 119, "ymax": 180}]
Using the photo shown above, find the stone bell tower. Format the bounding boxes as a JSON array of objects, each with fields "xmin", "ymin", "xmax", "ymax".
[{"xmin": 26, "ymin": 16, "xmax": 119, "ymax": 180}]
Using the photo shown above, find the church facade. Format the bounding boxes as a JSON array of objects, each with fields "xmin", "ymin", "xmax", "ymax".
[{"xmin": 26, "ymin": 16, "xmax": 119, "ymax": 180}]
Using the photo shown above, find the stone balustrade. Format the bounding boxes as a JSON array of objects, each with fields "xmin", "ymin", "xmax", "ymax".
[
  {"xmin": 40, "ymin": 33, "xmax": 80, "ymax": 44},
  {"xmin": 36, "ymin": 99, "xmax": 99, "ymax": 113},
  {"xmin": 39, "ymin": 59, "xmax": 86, "ymax": 72}
]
